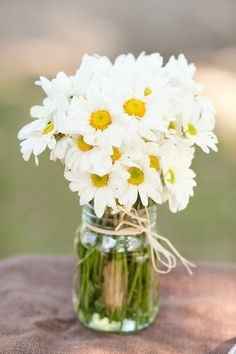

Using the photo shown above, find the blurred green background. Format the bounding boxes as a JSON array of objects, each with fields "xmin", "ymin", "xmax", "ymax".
[{"xmin": 1, "ymin": 0, "xmax": 236, "ymax": 261}]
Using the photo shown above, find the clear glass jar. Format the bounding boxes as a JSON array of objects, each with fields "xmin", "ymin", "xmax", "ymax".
[{"xmin": 73, "ymin": 203, "xmax": 160, "ymax": 333}]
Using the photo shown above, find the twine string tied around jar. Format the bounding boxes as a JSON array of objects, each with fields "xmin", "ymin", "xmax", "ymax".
[{"xmin": 83, "ymin": 206, "xmax": 195, "ymax": 274}]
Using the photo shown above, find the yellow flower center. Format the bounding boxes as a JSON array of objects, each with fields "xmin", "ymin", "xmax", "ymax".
[
  {"xmin": 42, "ymin": 121, "xmax": 54, "ymax": 135},
  {"xmin": 149, "ymin": 155, "xmax": 160, "ymax": 171},
  {"xmin": 165, "ymin": 169, "xmax": 176, "ymax": 185},
  {"xmin": 123, "ymin": 98, "xmax": 146, "ymax": 118},
  {"xmin": 91, "ymin": 174, "xmax": 109, "ymax": 188},
  {"xmin": 184, "ymin": 123, "xmax": 198, "ymax": 136},
  {"xmin": 75, "ymin": 136, "xmax": 93, "ymax": 152},
  {"xmin": 128, "ymin": 167, "xmax": 145, "ymax": 185},
  {"xmin": 90, "ymin": 110, "xmax": 112, "ymax": 130},
  {"xmin": 168, "ymin": 121, "xmax": 177, "ymax": 130},
  {"xmin": 111, "ymin": 147, "xmax": 121, "ymax": 163},
  {"xmin": 144, "ymin": 87, "xmax": 152, "ymax": 96}
]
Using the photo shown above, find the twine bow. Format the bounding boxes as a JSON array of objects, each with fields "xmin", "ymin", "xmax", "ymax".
[{"xmin": 85, "ymin": 206, "xmax": 195, "ymax": 274}]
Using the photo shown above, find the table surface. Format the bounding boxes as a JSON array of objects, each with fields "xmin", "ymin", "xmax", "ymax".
[{"xmin": 0, "ymin": 256, "xmax": 235, "ymax": 354}]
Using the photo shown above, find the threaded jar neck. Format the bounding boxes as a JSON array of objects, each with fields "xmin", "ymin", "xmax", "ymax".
[{"xmin": 82, "ymin": 203, "xmax": 157, "ymax": 231}]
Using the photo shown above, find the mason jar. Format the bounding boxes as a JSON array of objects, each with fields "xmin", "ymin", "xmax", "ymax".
[{"xmin": 73, "ymin": 203, "xmax": 160, "ymax": 333}]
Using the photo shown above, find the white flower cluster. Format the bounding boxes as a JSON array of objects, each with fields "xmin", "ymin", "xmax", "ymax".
[{"xmin": 18, "ymin": 53, "xmax": 218, "ymax": 217}]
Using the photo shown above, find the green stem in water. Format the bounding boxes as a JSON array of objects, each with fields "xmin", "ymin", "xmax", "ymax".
[{"xmin": 75, "ymin": 233, "xmax": 159, "ymax": 332}]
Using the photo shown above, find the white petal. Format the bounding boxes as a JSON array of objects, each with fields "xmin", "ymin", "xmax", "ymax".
[
  {"xmin": 94, "ymin": 191, "xmax": 106, "ymax": 217},
  {"xmin": 17, "ymin": 120, "xmax": 44, "ymax": 140}
]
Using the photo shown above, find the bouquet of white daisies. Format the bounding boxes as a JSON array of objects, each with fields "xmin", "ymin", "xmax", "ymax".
[
  {"xmin": 18, "ymin": 53, "xmax": 218, "ymax": 333},
  {"xmin": 18, "ymin": 53, "xmax": 218, "ymax": 218}
]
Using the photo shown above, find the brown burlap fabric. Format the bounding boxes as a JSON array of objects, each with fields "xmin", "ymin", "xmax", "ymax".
[{"xmin": 0, "ymin": 256, "xmax": 235, "ymax": 354}]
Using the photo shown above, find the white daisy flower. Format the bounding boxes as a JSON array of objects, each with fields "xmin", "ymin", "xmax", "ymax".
[
  {"xmin": 65, "ymin": 135, "xmax": 112, "ymax": 175},
  {"xmin": 36, "ymin": 72, "xmax": 74, "ymax": 100},
  {"xmin": 164, "ymin": 54, "xmax": 201, "ymax": 94},
  {"xmin": 73, "ymin": 54, "xmax": 112, "ymax": 97},
  {"xmin": 105, "ymin": 54, "xmax": 176, "ymax": 140},
  {"xmin": 113, "ymin": 52, "xmax": 163, "ymax": 80},
  {"xmin": 115, "ymin": 155, "xmax": 163, "ymax": 209},
  {"xmin": 105, "ymin": 76, "xmax": 171, "ymax": 141},
  {"xmin": 160, "ymin": 140, "xmax": 196, "ymax": 212},
  {"xmin": 180, "ymin": 96, "xmax": 218, "ymax": 153},
  {"xmin": 33, "ymin": 73, "xmax": 76, "ymax": 134},
  {"xmin": 17, "ymin": 118, "xmax": 57, "ymax": 165},
  {"xmin": 65, "ymin": 168, "xmax": 119, "ymax": 217},
  {"xmin": 35, "ymin": 73, "xmax": 73, "ymax": 120},
  {"xmin": 119, "ymin": 139, "xmax": 162, "ymax": 174},
  {"xmin": 61, "ymin": 91, "xmax": 124, "ymax": 148},
  {"xmin": 136, "ymin": 52, "xmax": 163, "ymax": 77}
]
